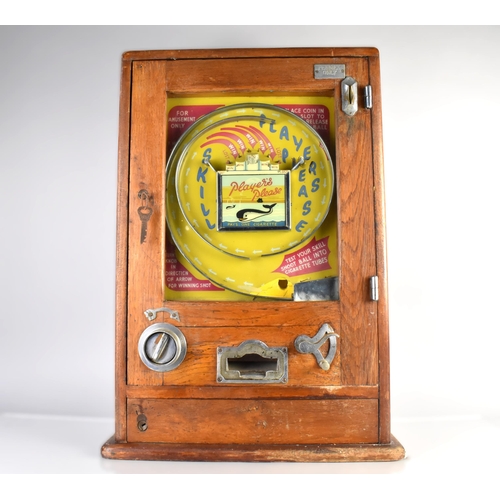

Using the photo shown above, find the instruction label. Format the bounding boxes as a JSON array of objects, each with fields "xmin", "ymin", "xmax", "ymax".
[
  {"xmin": 165, "ymin": 242, "xmax": 224, "ymax": 292},
  {"xmin": 273, "ymin": 236, "xmax": 331, "ymax": 277}
]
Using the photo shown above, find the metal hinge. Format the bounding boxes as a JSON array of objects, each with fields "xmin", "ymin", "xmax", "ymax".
[
  {"xmin": 364, "ymin": 85, "xmax": 373, "ymax": 109},
  {"xmin": 369, "ymin": 276, "xmax": 379, "ymax": 301}
]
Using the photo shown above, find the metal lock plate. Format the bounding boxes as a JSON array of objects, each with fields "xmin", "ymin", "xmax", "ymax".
[{"xmin": 341, "ymin": 76, "xmax": 358, "ymax": 116}]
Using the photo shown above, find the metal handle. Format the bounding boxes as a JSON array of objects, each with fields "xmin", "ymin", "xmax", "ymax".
[
  {"xmin": 294, "ymin": 323, "xmax": 339, "ymax": 371},
  {"xmin": 144, "ymin": 307, "xmax": 180, "ymax": 322}
]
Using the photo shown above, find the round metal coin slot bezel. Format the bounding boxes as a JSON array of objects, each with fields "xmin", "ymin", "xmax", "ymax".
[{"xmin": 138, "ymin": 323, "xmax": 187, "ymax": 372}]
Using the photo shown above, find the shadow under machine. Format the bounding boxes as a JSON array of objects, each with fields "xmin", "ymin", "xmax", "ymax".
[{"xmin": 102, "ymin": 47, "xmax": 405, "ymax": 462}]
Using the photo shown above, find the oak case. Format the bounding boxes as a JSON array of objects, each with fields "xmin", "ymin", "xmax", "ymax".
[{"xmin": 101, "ymin": 48, "xmax": 405, "ymax": 462}]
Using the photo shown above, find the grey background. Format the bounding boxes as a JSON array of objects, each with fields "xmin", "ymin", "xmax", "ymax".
[{"xmin": 1, "ymin": 25, "xmax": 499, "ymax": 423}]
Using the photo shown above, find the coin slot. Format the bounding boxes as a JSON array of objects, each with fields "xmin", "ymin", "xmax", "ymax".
[
  {"xmin": 227, "ymin": 353, "xmax": 279, "ymax": 378},
  {"xmin": 138, "ymin": 323, "xmax": 187, "ymax": 372},
  {"xmin": 145, "ymin": 333, "xmax": 177, "ymax": 364}
]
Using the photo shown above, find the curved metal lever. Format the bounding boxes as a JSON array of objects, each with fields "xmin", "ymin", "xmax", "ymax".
[{"xmin": 294, "ymin": 323, "xmax": 339, "ymax": 371}]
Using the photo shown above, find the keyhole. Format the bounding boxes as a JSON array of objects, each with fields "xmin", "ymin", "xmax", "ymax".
[
  {"xmin": 348, "ymin": 84, "xmax": 354, "ymax": 104},
  {"xmin": 137, "ymin": 414, "xmax": 148, "ymax": 432}
]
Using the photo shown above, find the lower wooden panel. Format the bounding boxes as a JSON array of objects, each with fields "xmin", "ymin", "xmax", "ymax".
[{"xmin": 127, "ymin": 398, "xmax": 378, "ymax": 445}]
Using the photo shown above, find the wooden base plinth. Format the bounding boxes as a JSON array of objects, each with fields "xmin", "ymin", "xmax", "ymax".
[{"xmin": 101, "ymin": 435, "xmax": 405, "ymax": 463}]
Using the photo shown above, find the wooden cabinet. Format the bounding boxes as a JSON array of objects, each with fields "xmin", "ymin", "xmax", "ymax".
[{"xmin": 101, "ymin": 48, "xmax": 405, "ymax": 462}]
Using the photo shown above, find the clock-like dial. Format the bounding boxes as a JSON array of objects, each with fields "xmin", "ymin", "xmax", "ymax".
[{"xmin": 166, "ymin": 103, "xmax": 336, "ymax": 299}]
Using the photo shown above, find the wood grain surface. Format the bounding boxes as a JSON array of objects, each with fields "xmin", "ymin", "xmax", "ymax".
[{"xmin": 127, "ymin": 398, "xmax": 379, "ymax": 445}]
